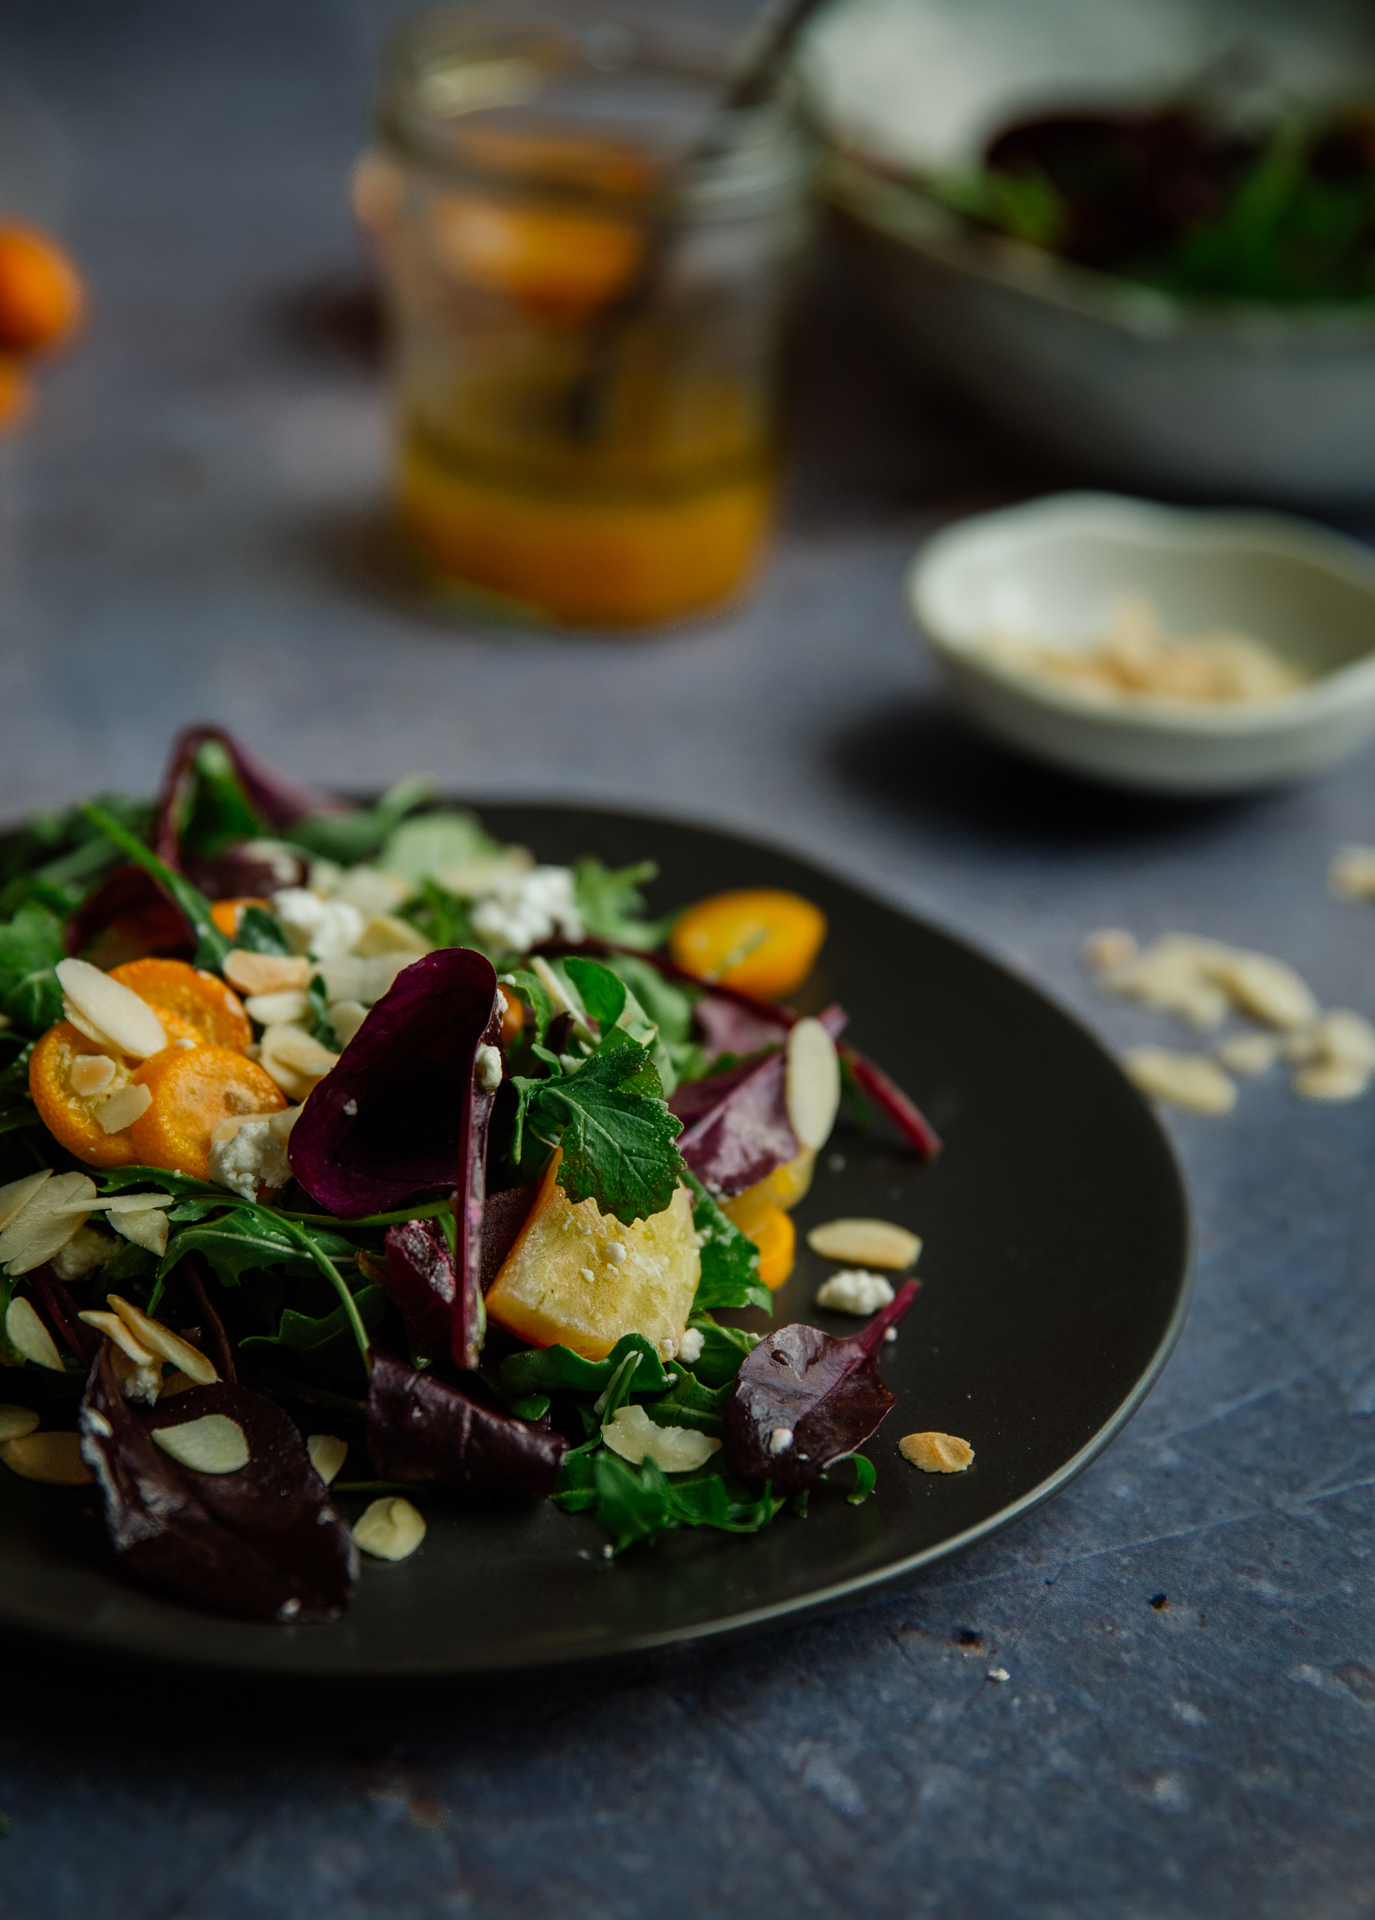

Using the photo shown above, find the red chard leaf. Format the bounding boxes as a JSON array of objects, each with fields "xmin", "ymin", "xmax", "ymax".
[
  {"xmin": 842, "ymin": 1047, "xmax": 943, "ymax": 1159},
  {"xmin": 155, "ymin": 724, "xmax": 342, "ymax": 865},
  {"xmin": 723, "ymin": 1279, "xmax": 919, "ymax": 1495},
  {"xmin": 65, "ymin": 862, "xmax": 196, "ymax": 966},
  {"xmin": 382, "ymin": 1217, "xmax": 479, "ymax": 1370},
  {"xmin": 669, "ymin": 1046, "xmax": 797, "ymax": 1196},
  {"xmin": 366, "ymin": 1350, "xmax": 566, "ymax": 1499},
  {"xmin": 288, "ymin": 948, "xmax": 499, "ymax": 1221},
  {"xmin": 692, "ymin": 993, "xmax": 791, "ymax": 1060},
  {"xmin": 79, "ymin": 1346, "xmax": 358, "ymax": 1623}
]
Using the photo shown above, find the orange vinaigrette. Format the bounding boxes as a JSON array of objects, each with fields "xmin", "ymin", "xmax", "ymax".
[{"xmin": 359, "ymin": 15, "xmax": 810, "ymax": 627}]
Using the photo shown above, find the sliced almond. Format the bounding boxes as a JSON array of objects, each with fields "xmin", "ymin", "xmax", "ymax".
[
  {"xmin": 99, "ymin": 1191, "xmax": 175, "ymax": 1215},
  {"xmin": 1125, "ymin": 1047, "xmax": 1236, "ymax": 1116},
  {"xmin": 353, "ymin": 914, "xmax": 430, "ymax": 959},
  {"xmin": 0, "ymin": 1404, "xmax": 40, "ymax": 1442},
  {"xmin": 108, "ymin": 1207, "xmax": 168, "ymax": 1256},
  {"xmin": 806, "ymin": 1218, "xmax": 922, "ymax": 1270},
  {"xmin": 307, "ymin": 1433, "xmax": 348, "ymax": 1486},
  {"xmin": 96, "ymin": 1083, "xmax": 152, "ymax": 1135},
  {"xmin": 158, "ymin": 1368, "xmax": 198, "ymax": 1398},
  {"xmin": 1294, "ymin": 1062, "xmax": 1371, "ymax": 1102},
  {"xmin": 0, "ymin": 1431, "xmax": 92, "ymax": 1485},
  {"xmin": 69, "ymin": 1053, "xmax": 116, "ymax": 1096},
  {"xmin": 1329, "ymin": 845, "xmax": 1375, "ymax": 902},
  {"xmin": 1203, "ymin": 950, "xmax": 1318, "ymax": 1031},
  {"xmin": 79, "ymin": 1309, "xmax": 157, "ymax": 1368},
  {"xmin": 899, "ymin": 1431, "xmax": 974, "ymax": 1473},
  {"xmin": 0, "ymin": 1169, "xmax": 51, "ymax": 1233},
  {"xmin": 223, "ymin": 950, "xmax": 311, "ymax": 996},
  {"xmin": 785, "ymin": 1017, "xmax": 840, "ymax": 1151},
  {"xmin": 317, "ymin": 952, "xmax": 413, "ymax": 1008},
  {"xmin": 0, "ymin": 1173, "xmax": 96, "ymax": 1274},
  {"xmin": 108, "ymin": 1294, "xmax": 218, "ymax": 1385},
  {"xmin": 1214, "ymin": 1032, "xmax": 1280, "ymax": 1076},
  {"xmin": 243, "ymin": 989, "xmax": 312, "ymax": 1026},
  {"xmin": 56, "ymin": 958, "xmax": 167, "ymax": 1058},
  {"xmin": 354, "ymin": 1495, "xmax": 426, "ymax": 1561},
  {"xmin": 258, "ymin": 1023, "xmax": 338, "ymax": 1098},
  {"xmin": 5, "ymin": 1297, "xmax": 65, "ymax": 1369},
  {"xmin": 152, "ymin": 1413, "xmax": 249, "ymax": 1474},
  {"xmin": 328, "ymin": 1000, "xmax": 368, "ymax": 1048}
]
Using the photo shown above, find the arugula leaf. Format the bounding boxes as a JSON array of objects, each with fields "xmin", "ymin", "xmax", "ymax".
[
  {"xmin": 0, "ymin": 904, "xmax": 65, "ymax": 1035},
  {"xmin": 553, "ymin": 1448, "xmax": 783, "ymax": 1552},
  {"xmin": 573, "ymin": 858, "xmax": 671, "ymax": 949},
  {"xmin": 645, "ymin": 1367, "xmax": 730, "ymax": 1437},
  {"xmin": 289, "ymin": 775, "xmax": 438, "ymax": 865},
  {"xmin": 497, "ymin": 1331, "xmax": 671, "ymax": 1404},
  {"xmin": 510, "ymin": 1040, "xmax": 685, "ymax": 1225},
  {"xmin": 241, "ymin": 1283, "xmax": 387, "ymax": 1363},
  {"xmin": 685, "ymin": 1171, "xmax": 769, "ymax": 1314},
  {"xmin": 400, "ymin": 878, "xmax": 485, "ymax": 956},
  {"xmin": 683, "ymin": 1310, "xmax": 761, "ymax": 1388},
  {"xmin": 306, "ymin": 973, "xmax": 341, "ymax": 1053},
  {"xmin": 234, "ymin": 905, "xmax": 291, "ymax": 956},
  {"xmin": 179, "ymin": 738, "xmax": 269, "ymax": 859},
  {"xmin": 159, "ymin": 1206, "xmax": 306, "ymax": 1287},
  {"xmin": 504, "ymin": 967, "xmax": 557, "ymax": 1048},
  {"xmin": 98, "ymin": 1167, "xmax": 226, "ymax": 1200},
  {"xmin": 80, "ymin": 801, "xmax": 230, "ymax": 971},
  {"xmin": 561, "ymin": 953, "xmax": 697, "ymax": 1095},
  {"xmin": 844, "ymin": 1453, "xmax": 877, "ymax": 1505}
]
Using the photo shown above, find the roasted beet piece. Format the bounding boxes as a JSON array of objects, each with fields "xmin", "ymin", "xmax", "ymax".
[
  {"xmin": 723, "ymin": 1279, "xmax": 919, "ymax": 1496},
  {"xmin": 366, "ymin": 1350, "xmax": 565, "ymax": 1499},
  {"xmin": 381, "ymin": 1217, "xmax": 472, "ymax": 1368},
  {"xmin": 79, "ymin": 1347, "xmax": 357, "ymax": 1622}
]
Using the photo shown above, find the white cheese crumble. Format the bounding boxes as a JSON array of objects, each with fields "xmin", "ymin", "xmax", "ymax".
[
  {"xmin": 815, "ymin": 1269, "xmax": 896, "ymax": 1316},
  {"xmin": 50, "ymin": 1225, "xmax": 114, "ymax": 1281},
  {"xmin": 271, "ymin": 888, "xmax": 365, "ymax": 962},
  {"xmin": 207, "ymin": 1109, "xmax": 298, "ymax": 1201},
  {"xmin": 474, "ymin": 1043, "xmax": 503, "ymax": 1092},
  {"xmin": 768, "ymin": 1427, "xmax": 794, "ymax": 1455},
  {"xmin": 470, "ymin": 866, "xmax": 584, "ymax": 954},
  {"xmin": 677, "ymin": 1327, "xmax": 705, "ymax": 1365}
]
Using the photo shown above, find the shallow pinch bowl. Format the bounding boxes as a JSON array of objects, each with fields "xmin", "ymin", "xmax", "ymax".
[{"xmin": 908, "ymin": 492, "xmax": 1375, "ymax": 795}]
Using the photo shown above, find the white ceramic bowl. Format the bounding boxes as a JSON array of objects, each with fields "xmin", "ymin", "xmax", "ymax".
[
  {"xmin": 908, "ymin": 493, "xmax": 1375, "ymax": 794},
  {"xmin": 804, "ymin": 0, "xmax": 1375, "ymax": 502}
]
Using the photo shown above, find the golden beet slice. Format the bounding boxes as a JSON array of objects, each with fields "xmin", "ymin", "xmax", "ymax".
[{"xmin": 484, "ymin": 1155, "xmax": 700, "ymax": 1362}]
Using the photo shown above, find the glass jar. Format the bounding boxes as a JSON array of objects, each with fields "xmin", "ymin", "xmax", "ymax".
[{"xmin": 356, "ymin": 8, "xmax": 813, "ymax": 628}]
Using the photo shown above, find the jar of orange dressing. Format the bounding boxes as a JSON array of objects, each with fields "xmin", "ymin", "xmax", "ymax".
[{"xmin": 356, "ymin": 9, "xmax": 812, "ymax": 629}]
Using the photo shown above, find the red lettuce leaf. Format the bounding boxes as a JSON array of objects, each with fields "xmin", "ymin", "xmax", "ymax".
[
  {"xmin": 182, "ymin": 843, "xmax": 307, "ymax": 903},
  {"xmin": 64, "ymin": 862, "xmax": 197, "ymax": 966},
  {"xmin": 29, "ymin": 1267, "xmax": 101, "ymax": 1366},
  {"xmin": 693, "ymin": 992, "xmax": 791, "ymax": 1060},
  {"xmin": 381, "ymin": 1216, "xmax": 483, "ymax": 1371},
  {"xmin": 79, "ymin": 1346, "xmax": 358, "ymax": 1622},
  {"xmin": 155, "ymin": 723, "xmax": 341, "ymax": 865},
  {"xmin": 288, "ymin": 948, "xmax": 499, "ymax": 1221},
  {"xmin": 669, "ymin": 1004, "xmax": 848, "ymax": 1196},
  {"xmin": 366, "ymin": 1349, "xmax": 565, "ymax": 1498},
  {"xmin": 843, "ymin": 1047, "xmax": 943, "ymax": 1159},
  {"xmin": 722, "ymin": 1279, "xmax": 919, "ymax": 1495}
]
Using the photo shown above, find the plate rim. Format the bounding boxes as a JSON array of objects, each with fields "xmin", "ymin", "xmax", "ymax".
[{"xmin": 0, "ymin": 796, "xmax": 1193, "ymax": 1677}]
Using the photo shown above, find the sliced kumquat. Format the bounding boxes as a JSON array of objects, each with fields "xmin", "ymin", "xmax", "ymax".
[
  {"xmin": 29, "ymin": 1021, "xmax": 141, "ymax": 1169},
  {"xmin": 109, "ymin": 958, "xmax": 252, "ymax": 1051},
  {"xmin": 499, "ymin": 990, "xmax": 525, "ymax": 1047},
  {"xmin": 126, "ymin": 1046, "xmax": 286, "ymax": 1181},
  {"xmin": 669, "ymin": 889, "xmax": 827, "ymax": 999},
  {"xmin": 727, "ymin": 1200, "xmax": 795, "ymax": 1292},
  {"xmin": 209, "ymin": 897, "xmax": 270, "ymax": 939},
  {"xmin": 720, "ymin": 1150, "xmax": 816, "ymax": 1238}
]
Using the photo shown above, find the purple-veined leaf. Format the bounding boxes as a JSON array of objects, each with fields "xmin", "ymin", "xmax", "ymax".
[
  {"xmin": 79, "ymin": 1345, "xmax": 358, "ymax": 1622},
  {"xmin": 366, "ymin": 1350, "xmax": 566, "ymax": 1499},
  {"xmin": 722, "ymin": 1278, "xmax": 919, "ymax": 1496}
]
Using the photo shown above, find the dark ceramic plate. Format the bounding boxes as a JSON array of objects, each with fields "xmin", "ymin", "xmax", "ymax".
[{"xmin": 0, "ymin": 805, "xmax": 1190, "ymax": 1677}]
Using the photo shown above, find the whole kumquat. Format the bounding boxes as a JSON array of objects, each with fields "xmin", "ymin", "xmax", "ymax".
[{"xmin": 0, "ymin": 225, "xmax": 84, "ymax": 355}]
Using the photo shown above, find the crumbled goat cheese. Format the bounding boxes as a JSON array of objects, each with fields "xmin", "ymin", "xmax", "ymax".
[
  {"xmin": 768, "ymin": 1427, "xmax": 794, "ymax": 1455},
  {"xmin": 815, "ymin": 1269, "xmax": 896, "ymax": 1315},
  {"xmin": 207, "ymin": 1110, "xmax": 297, "ymax": 1200},
  {"xmin": 474, "ymin": 1043, "xmax": 503, "ymax": 1092},
  {"xmin": 50, "ymin": 1225, "xmax": 114, "ymax": 1281},
  {"xmin": 470, "ymin": 866, "xmax": 584, "ymax": 954},
  {"xmin": 272, "ymin": 888, "xmax": 365, "ymax": 962},
  {"xmin": 677, "ymin": 1327, "xmax": 705, "ymax": 1365}
]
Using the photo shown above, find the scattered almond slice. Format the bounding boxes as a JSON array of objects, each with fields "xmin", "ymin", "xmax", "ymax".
[
  {"xmin": 1214, "ymin": 1032, "xmax": 1280, "ymax": 1076},
  {"xmin": 108, "ymin": 1294, "xmax": 219, "ymax": 1385},
  {"xmin": 601, "ymin": 1402, "xmax": 721, "ymax": 1474},
  {"xmin": 152, "ymin": 1413, "xmax": 249, "ymax": 1474},
  {"xmin": 5, "ymin": 1297, "xmax": 65, "ymax": 1369},
  {"xmin": 806, "ymin": 1218, "xmax": 921, "ymax": 1270},
  {"xmin": 109, "ymin": 1207, "xmax": 169, "ymax": 1256},
  {"xmin": 353, "ymin": 914, "xmax": 431, "ymax": 958},
  {"xmin": 258, "ymin": 1024, "xmax": 338, "ymax": 1099},
  {"xmin": 223, "ymin": 950, "xmax": 312, "ymax": 995},
  {"xmin": 0, "ymin": 1171, "xmax": 97, "ymax": 1275},
  {"xmin": 79, "ymin": 1309, "xmax": 158, "ymax": 1369},
  {"xmin": 1294, "ymin": 1062, "xmax": 1370, "ymax": 1101},
  {"xmin": 98, "ymin": 1191, "xmax": 175, "ymax": 1215},
  {"xmin": 243, "ymin": 989, "xmax": 312, "ymax": 1027},
  {"xmin": 0, "ymin": 1404, "xmax": 39, "ymax": 1442},
  {"xmin": 56, "ymin": 958, "xmax": 167, "ymax": 1058},
  {"xmin": 158, "ymin": 1369, "xmax": 197, "ymax": 1398},
  {"xmin": 0, "ymin": 1431, "xmax": 92, "ymax": 1485},
  {"xmin": 1202, "ymin": 950, "xmax": 1318, "ymax": 1031},
  {"xmin": 96, "ymin": 1083, "xmax": 153, "ymax": 1135},
  {"xmin": 328, "ymin": 1000, "xmax": 368, "ymax": 1048},
  {"xmin": 1125, "ymin": 1047, "xmax": 1236, "ymax": 1115},
  {"xmin": 1329, "ymin": 845, "xmax": 1375, "ymax": 902},
  {"xmin": 68, "ymin": 1053, "xmax": 116, "ymax": 1096},
  {"xmin": 785, "ymin": 1017, "xmax": 841, "ymax": 1151},
  {"xmin": 354, "ymin": 1495, "xmax": 426, "ymax": 1561},
  {"xmin": 0, "ymin": 1169, "xmax": 51, "ymax": 1233},
  {"xmin": 1095, "ymin": 933, "xmax": 1232, "ymax": 1030},
  {"xmin": 899, "ymin": 1431, "xmax": 974, "ymax": 1473},
  {"xmin": 307, "ymin": 1433, "xmax": 348, "ymax": 1486}
]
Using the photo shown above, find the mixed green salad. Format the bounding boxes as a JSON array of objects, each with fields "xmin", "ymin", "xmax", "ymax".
[{"xmin": 0, "ymin": 729, "xmax": 936, "ymax": 1623}]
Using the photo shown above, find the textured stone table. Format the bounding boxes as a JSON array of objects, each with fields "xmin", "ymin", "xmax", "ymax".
[{"xmin": 2, "ymin": 4, "xmax": 1374, "ymax": 1916}]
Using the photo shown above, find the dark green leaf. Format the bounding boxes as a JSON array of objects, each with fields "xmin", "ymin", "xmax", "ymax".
[
  {"xmin": 241, "ymin": 1284, "xmax": 387, "ymax": 1356},
  {"xmin": 683, "ymin": 1310, "xmax": 760, "ymax": 1388},
  {"xmin": 306, "ymin": 973, "xmax": 341, "ymax": 1052},
  {"xmin": 0, "ymin": 905, "xmax": 65, "ymax": 1035},
  {"xmin": 573, "ymin": 858, "xmax": 671, "ymax": 949},
  {"xmin": 400, "ymin": 878, "xmax": 486, "ymax": 956},
  {"xmin": 234, "ymin": 906, "xmax": 290, "ymax": 956},
  {"xmin": 844, "ymin": 1453, "xmax": 878, "ymax": 1505},
  {"xmin": 290, "ymin": 775, "xmax": 439, "ymax": 865},
  {"xmin": 159, "ymin": 1207, "xmax": 303, "ymax": 1287},
  {"xmin": 685, "ymin": 1171, "xmax": 769, "ymax": 1314},
  {"xmin": 553, "ymin": 1449, "xmax": 783, "ymax": 1552},
  {"xmin": 644, "ymin": 1367, "xmax": 730, "ymax": 1438},
  {"xmin": 515, "ymin": 1041, "xmax": 684, "ymax": 1225},
  {"xmin": 497, "ymin": 1331, "xmax": 670, "ymax": 1403},
  {"xmin": 504, "ymin": 968, "xmax": 557, "ymax": 1048},
  {"xmin": 180, "ymin": 739, "xmax": 269, "ymax": 858}
]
